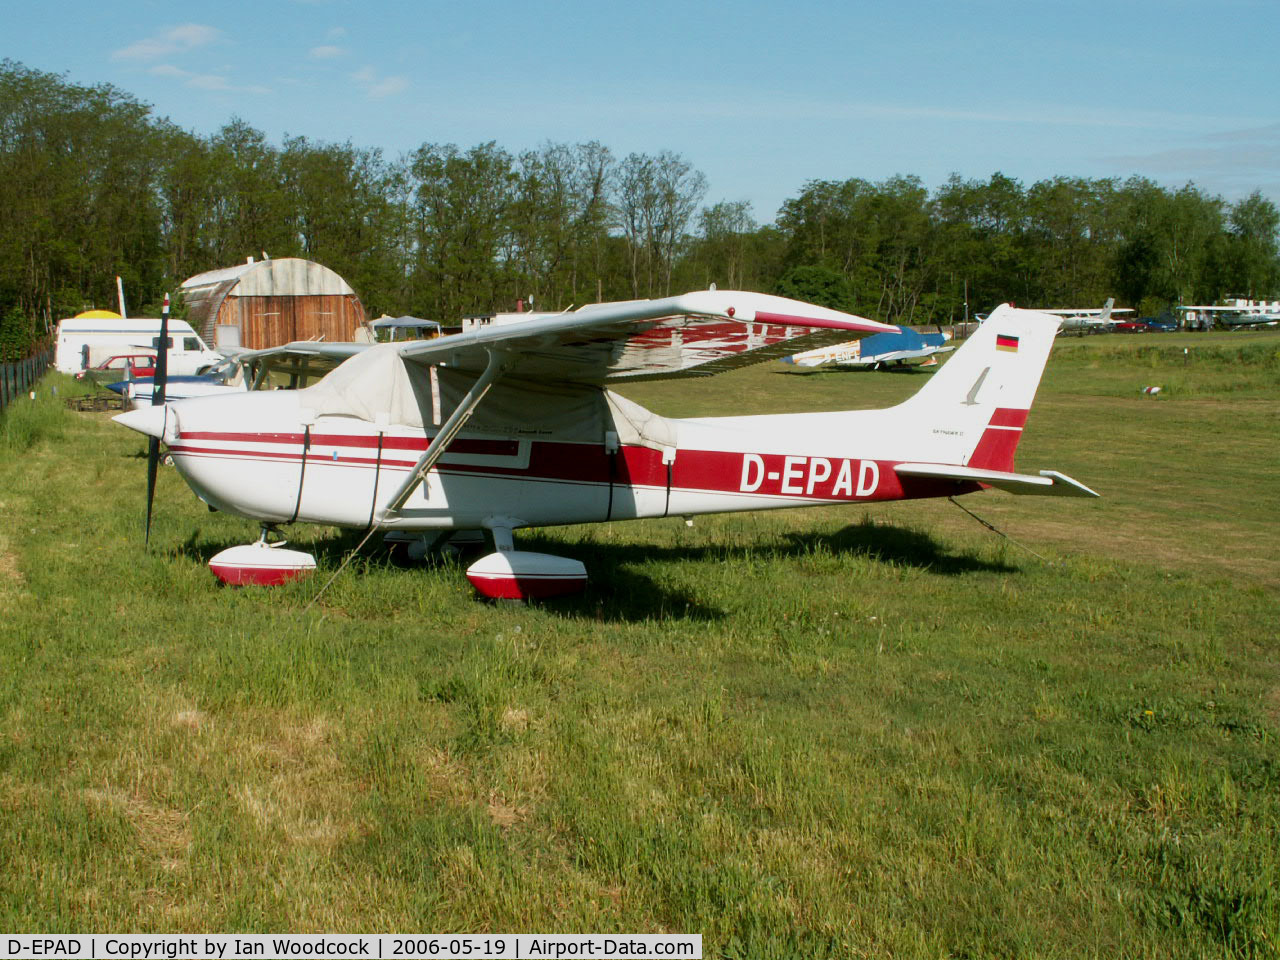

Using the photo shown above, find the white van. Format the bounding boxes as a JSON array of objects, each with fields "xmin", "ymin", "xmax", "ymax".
[{"xmin": 54, "ymin": 311, "xmax": 223, "ymax": 376}]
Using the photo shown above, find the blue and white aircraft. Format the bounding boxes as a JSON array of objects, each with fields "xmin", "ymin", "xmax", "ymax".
[{"xmin": 783, "ymin": 325, "xmax": 953, "ymax": 369}]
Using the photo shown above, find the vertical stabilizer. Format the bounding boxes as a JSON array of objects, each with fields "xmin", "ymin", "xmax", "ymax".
[{"xmin": 894, "ymin": 305, "xmax": 1061, "ymax": 470}]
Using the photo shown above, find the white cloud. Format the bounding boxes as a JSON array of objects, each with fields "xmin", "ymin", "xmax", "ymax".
[
  {"xmin": 1102, "ymin": 125, "xmax": 1280, "ymax": 200},
  {"xmin": 575, "ymin": 93, "xmax": 1262, "ymax": 135},
  {"xmin": 112, "ymin": 24, "xmax": 221, "ymax": 62},
  {"xmin": 309, "ymin": 45, "xmax": 346, "ymax": 59},
  {"xmin": 352, "ymin": 66, "xmax": 408, "ymax": 99},
  {"xmin": 149, "ymin": 64, "xmax": 269, "ymax": 96},
  {"xmin": 1208, "ymin": 122, "xmax": 1280, "ymax": 145}
]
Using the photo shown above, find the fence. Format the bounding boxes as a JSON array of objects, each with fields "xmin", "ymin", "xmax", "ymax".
[{"xmin": 0, "ymin": 349, "xmax": 53, "ymax": 415}]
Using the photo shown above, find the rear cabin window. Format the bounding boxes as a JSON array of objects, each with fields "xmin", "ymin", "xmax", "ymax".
[{"xmin": 151, "ymin": 336, "xmax": 174, "ymax": 350}]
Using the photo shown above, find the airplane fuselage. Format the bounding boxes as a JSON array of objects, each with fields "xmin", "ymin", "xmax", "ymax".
[{"xmin": 160, "ymin": 388, "xmax": 982, "ymax": 534}]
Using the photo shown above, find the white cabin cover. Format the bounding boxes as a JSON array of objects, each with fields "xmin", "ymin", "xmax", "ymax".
[{"xmin": 298, "ymin": 343, "xmax": 677, "ymax": 450}]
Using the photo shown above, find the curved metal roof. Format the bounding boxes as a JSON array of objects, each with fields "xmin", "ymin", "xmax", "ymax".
[{"xmin": 182, "ymin": 257, "xmax": 356, "ymax": 297}]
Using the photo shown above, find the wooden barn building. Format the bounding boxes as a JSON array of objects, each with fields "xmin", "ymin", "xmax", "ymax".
[{"xmin": 182, "ymin": 257, "xmax": 366, "ymax": 350}]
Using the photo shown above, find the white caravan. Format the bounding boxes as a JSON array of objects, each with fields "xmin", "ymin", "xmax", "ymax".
[{"xmin": 53, "ymin": 312, "xmax": 222, "ymax": 376}]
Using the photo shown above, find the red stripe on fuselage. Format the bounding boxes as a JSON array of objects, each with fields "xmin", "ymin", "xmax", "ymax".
[
  {"xmin": 169, "ymin": 444, "xmax": 418, "ymax": 469},
  {"xmin": 178, "ymin": 431, "xmax": 518, "ymax": 456},
  {"xmin": 169, "ymin": 430, "xmax": 976, "ymax": 503}
]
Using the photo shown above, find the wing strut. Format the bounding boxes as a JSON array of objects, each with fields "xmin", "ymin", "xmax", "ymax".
[
  {"xmin": 250, "ymin": 361, "xmax": 271, "ymax": 391},
  {"xmin": 379, "ymin": 348, "xmax": 511, "ymax": 518}
]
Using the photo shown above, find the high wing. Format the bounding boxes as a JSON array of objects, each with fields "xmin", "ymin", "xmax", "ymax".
[
  {"xmin": 397, "ymin": 290, "xmax": 897, "ymax": 383},
  {"xmin": 221, "ymin": 341, "xmax": 370, "ymax": 388},
  {"xmin": 367, "ymin": 290, "xmax": 896, "ymax": 514}
]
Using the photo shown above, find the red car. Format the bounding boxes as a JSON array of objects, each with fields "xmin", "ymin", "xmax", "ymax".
[
  {"xmin": 74, "ymin": 354, "xmax": 156, "ymax": 380},
  {"xmin": 1112, "ymin": 320, "xmax": 1148, "ymax": 333}
]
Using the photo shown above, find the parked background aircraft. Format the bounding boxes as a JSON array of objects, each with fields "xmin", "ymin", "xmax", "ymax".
[
  {"xmin": 1177, "ymin": 300, "xmax": 1280, "ymax": 330},
  {"xmin": 782, "ymin": 326, "xmax": 954, "ymax": 369},
  {"xmin": 114, "ymin": 291, "xmax": 1097, "ymax": 599},
  {"xmin": 1037, "ymin": 298, "xmax": 1133, "ymax": 333},
  {"xmin": 105, "ymin": 368, "xmax": 245, "ymax": 408}
]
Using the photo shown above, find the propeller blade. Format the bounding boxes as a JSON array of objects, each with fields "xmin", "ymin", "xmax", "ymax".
[
  {"xmin": 145, "ymin": 436, "xmax": 160, "ymax": 547},
  {"xmin": 144, "ymin": 294, "xmax": 171, "ymax": 548},
  {"xmin": 151, "ymin": 293, "xmax": 170, "ymax": 407}
]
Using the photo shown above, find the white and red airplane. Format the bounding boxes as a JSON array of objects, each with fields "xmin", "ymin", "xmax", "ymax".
[
  {"xmin": 113, "ymin": 290, "xmax": 1097, "ymax": 599},
  {"xmin": 1038, "ymin": 298, "xmax": 1133, "ymax": 333}
]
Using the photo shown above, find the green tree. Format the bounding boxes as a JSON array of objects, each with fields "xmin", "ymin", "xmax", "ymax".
[
  {"xmin": 156, "ymin": 126, "xmax": 221, "ymax": 283},
  {"xmin": 932, "ymin": 173, "xmax": 1029, "ymax": 309},
  {"xmin": 408, "ymin": 141, "xmax": 516, "ymax": 317},
  {"xmin": 772, "ymin": 264, "xmax": 854, "ymax": 311},
  {"xmin": 1223, "ymin": 190, "xmax": 1280, "ymax": 298},
  {"xmin": 694, "ymin": 200, "xmax": 756, "ymax": 290},
  {"xmin": 0, "ymin": 305, "xmax": 39, "ymax": 360},
  {"xmin": 1113, "ymin": 179, "xmax": 1226, "ymax": 305},
  {"xmin": 510, "ymin": 141, "xmax": 617, "ymax": 309},
  {"xmin": 778, "ymin": 176, "xmax": 935, "ymax": 321},
  {"xmin": 203, "ymin": 119, "xmax": 295, "ymax": 264},
  {"xmin": 1024, "ymin": 177, "xmax": 1116, "ymax": 306},
  {"xmin": 860, "ymin": 176, "xmax": 935, "ymax": 322},
  {"xmin": 5, "ymin": 57, "xmax": 1280, "ymax": 332},
  {"xmin": 0, "ymin": 60, "xmax": 165, "ymax": 320},
  {"xmin": 279, "ymin": 135, "xmax": 402, "ymax": 316},
  {"xmin": 615, "ymin": 151, "xmax": 707, "ymax": 298}
]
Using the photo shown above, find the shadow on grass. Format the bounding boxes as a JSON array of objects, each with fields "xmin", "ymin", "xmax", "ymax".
[
  {"xmin": 171, "ymin": 520, "xmax": 1014, "ymax": 624},
  {"xmin": 520, "ymin": 521, "xmax": 1016, "ymax": 623},
  {"xmin": 780, "ymin": 523, "xmax": 1017, "ymax": 576}
]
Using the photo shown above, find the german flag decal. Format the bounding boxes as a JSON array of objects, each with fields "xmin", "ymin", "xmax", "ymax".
[{"xmin": 995, "ymin": 334, "xmax": 1019, "ymax": 353}]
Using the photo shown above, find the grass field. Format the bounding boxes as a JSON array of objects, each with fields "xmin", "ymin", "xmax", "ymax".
[{"xmin": 1, "ymin": 331, "xmax": 1277, "ymax": 958}]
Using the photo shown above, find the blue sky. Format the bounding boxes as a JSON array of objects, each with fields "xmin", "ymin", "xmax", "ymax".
[{"xmin": 8, "ymin": 0, "xmax": 1278, "ymax": 223}]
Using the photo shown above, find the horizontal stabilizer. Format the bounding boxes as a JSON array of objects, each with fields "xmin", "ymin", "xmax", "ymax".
[{"xmin": 894, "ymin": 463, "xmax": 1099, "ymax": 498}]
